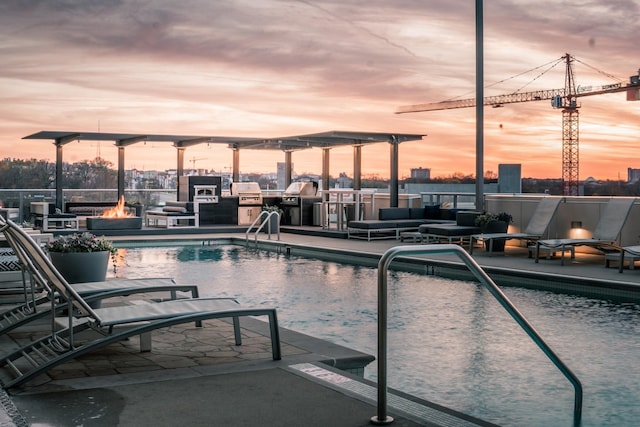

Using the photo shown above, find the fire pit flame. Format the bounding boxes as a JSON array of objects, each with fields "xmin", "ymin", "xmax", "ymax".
[{"xmin": 101, "ymin": 196, "xmax": 133, "ymax": 218}]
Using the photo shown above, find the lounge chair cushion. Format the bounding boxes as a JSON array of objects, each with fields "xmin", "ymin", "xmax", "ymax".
[{"xmin": 163, "ymin": 206, "xmax": 188, "ymax": 213}]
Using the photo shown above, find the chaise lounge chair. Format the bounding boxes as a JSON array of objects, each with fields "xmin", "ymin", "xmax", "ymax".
[
  {"xmin": 0, "ymin": 218, "xmax": 200, "ymax": 337},
  {"xmin": 534, "ymin": 197, "xmax": 636, "ymax": 272},
  {"xmin": 0, "ymin": 221, "xmax": 281, "ymax": 388},
  {"xmin": 469, "ymin": 197, "xmax": 561, "ymax": 255}
]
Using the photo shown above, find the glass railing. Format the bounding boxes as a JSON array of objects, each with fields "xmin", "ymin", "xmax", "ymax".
[{"xmin": 0, "ymin": 189, "xmax": 180, "ymax": 223}]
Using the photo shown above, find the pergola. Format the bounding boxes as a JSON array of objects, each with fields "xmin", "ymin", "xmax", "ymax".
[{"xmin": 23, "ymin": 130, "xmax": 425, "ymax": 210}]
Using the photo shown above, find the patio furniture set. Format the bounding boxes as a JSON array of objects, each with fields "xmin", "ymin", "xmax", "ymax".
[{"xmin": 348, "ymin": 197, "xmax": 640, "ymax": 272}]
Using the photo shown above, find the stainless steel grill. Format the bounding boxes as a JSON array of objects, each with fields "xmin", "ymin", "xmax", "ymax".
[
  {"xmin": 230, "ymin": 182, "xmax": 263, "ymax": 225},
  {"xmin": 281, "ymin": 181, "xmax": 320, "ymax": 225},
  {"xmin": 281, "ymin": 181, "xmax": 318, "ymax": 206},
  {"xmin": 230, "ymin": 182, "xmax": 263, "ymax": 206}
]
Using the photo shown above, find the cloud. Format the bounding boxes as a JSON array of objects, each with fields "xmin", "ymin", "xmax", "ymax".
[{"xmin": 0, "ymin": 0, "xmax": 638, "ymax": 179}]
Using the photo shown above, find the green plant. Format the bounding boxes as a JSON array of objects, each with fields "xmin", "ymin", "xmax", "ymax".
[
  {"xmin": 262, "ymin": 204, "xmax": 283, "ymax": 216},
  {"xmin": 475, "ymin": 211, "xmax": 513, "ymax": 227},
  {"xmin": 45, "ymin": 232, "xmax": 120, "ymax": 273}
]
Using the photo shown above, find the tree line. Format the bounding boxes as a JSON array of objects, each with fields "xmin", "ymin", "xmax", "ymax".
[
  {"xmin": 0, "ymin": 158, "xmax": 117, "ymax": 189},
  {"xmin": 2, "ymin": 157, "xmax": 640, "ymax": 196}
]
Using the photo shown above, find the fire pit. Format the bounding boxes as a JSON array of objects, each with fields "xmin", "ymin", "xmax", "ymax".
[
  {"xmin": 86, "ymin": 216, "xmax": 142, "ymax": 230},
  {"xmin": 85, "ymin": 197, "xmax": 142, "ymax": 230}
]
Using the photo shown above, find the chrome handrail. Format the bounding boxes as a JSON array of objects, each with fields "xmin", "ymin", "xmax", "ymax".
[
  {"xmin": 371, "ymin": 244, "xmax": 582, "ymax": 426},
  {"xmin": 244, "ymin": 211, "xmax": 280, "ymax": 246}
]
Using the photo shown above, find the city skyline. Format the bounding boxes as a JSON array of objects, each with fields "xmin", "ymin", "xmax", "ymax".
[{"xmin": 1, "ymin": 1, "xmax": 639, "ymax": 179}]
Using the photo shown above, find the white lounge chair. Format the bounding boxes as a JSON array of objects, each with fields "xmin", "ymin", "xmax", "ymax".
[
  {"xmin": 469, "ymin": 197, "xmax": 561, "ymax": 255},
  {"xmin": 0, "ymin": 218, "xmax": 199, "ymax": 337},
  {"xmin": 0, "ymin": 220, "xmax": 281, "ymax": 388},
  {"xmin": 534, "ymin": 198, "xmax": 636, "ymax": 272}
]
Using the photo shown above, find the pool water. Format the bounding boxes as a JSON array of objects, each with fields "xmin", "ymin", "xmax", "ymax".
[{"xmin": 115, "ymin": 244, "xmax": 640, "ymax": 427}]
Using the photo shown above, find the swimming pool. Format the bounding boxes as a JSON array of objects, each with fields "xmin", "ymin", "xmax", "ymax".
[{"xmin": 115, "ymin": 243, "xmax": 639, "ymax": 427}]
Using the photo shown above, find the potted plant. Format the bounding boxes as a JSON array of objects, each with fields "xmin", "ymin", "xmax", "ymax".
[
  {"xmin": 475, "ymin": 212, "xmax": 512, "ymax": 251},
  {"xmin": 45, "ymin": 232, "xmax": 119, "ymax": 283},
  {"xmin": 262, "ymin": 205, "xmax": 283, "ymax": 232}
]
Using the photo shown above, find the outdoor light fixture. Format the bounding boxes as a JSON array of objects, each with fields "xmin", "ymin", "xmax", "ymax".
[{"xmin": 571, "ymin": 221, "xmax": 582, "ymax": 229}]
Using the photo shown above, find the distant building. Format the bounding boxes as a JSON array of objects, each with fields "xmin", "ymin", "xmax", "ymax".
[
  {"xmin": 628, "ymin": 168, "xmax": 640, "ymax": 183},
  {"xmin": 498, "ymin": 164, "xmax": 522, "ymax": 193},
  {"xmin": 410, "ymin": 167, "xmax": 431, "ymax": 180},
  {"xmin": 277, "ymin": 162, "xmax": 291, "ymax": 190}
]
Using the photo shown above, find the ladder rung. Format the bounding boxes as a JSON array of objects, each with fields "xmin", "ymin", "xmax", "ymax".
[
  {"xmin": 5, "ymin": 359, "xmax": 22, "ymax": 377},
  {"xmin": 21, "ymin": 349, "xmax": 43, "ymax": 368}
]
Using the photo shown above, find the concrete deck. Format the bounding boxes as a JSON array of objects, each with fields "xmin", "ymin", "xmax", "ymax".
[{"xmin": 1, "ymin": 228, "xmax": 638, "ymax": 426}]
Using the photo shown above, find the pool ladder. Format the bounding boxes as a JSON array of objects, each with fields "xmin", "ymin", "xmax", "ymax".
[
  {"xmin": 245, "ymin": 211, "xmax": 280, "ymax": 246},
  {"xmin": 371, "ymin": 244, "xmax": 583, "ymax": 427}
]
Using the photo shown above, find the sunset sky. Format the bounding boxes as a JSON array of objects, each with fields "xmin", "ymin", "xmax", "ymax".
[{"xmin": 1, "ymin": 1, "xmax": 638, "ymax": 180}]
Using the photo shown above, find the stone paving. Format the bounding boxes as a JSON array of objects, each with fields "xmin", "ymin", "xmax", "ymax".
[{"xmin": 5, "ymin": 316, "xmax": 305, "ymax": 394}]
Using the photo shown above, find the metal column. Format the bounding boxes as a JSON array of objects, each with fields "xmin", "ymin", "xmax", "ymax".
[{"xmin": 475, "ymin": 0, "xmax": 485, "ymax": 211}]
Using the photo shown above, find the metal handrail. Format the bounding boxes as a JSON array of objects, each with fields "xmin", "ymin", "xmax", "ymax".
[
  {"xmin": 244, "ymin": 211, "xmax": 280, "ymax": 246},
  {"xmin": 371, "ymin": 244, "xmax": 582, "ymax": 426}
]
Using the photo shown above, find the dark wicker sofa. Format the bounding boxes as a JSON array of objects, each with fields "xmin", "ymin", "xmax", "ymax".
[{"xmin": 347, "ymin": 206, "xmax": 455, "ymax": 241}]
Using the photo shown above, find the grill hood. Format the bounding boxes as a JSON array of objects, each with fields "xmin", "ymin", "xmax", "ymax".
[{"xmin": 284, "ymin": 181, "xmax": 318, "ymax": 197}]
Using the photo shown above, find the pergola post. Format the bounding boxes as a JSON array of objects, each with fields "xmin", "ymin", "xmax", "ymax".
[
  {"xmin": 353, "ymin": 144, "xmax": 362, "ymax": 190},
  {"xmin": 55, "ymin": 142, "xmax": 63, "ymax": 211},
  {"xmin": 284, "ymin": 151, "xmax": 293, "ymax": 188},
  {"xmin": 232, "ymin": 146, "xmax": 240, "ymax": 183},
  {"xmin": 389, "ymin": 136, "xmax": 399, "ymax": 207},
  {"xmin": 117, "ymin": 146, "xmax": 125, "ymax": 201},
  {"xmin": 176, "ymin": 146, "xmax": 185, "ymax": 198},
  {"xmin": 322, "ymin": 147, "xmax": 330, "ymax": 191}
]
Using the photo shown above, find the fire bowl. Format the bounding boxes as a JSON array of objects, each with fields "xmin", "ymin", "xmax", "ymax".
[{"xmin": 86, "ymin": 217, "xmax": 142, "ymax": 230}]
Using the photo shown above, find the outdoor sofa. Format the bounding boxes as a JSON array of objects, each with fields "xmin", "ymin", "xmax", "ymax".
[
  {"xmin": 146, "ymin": 201, "xmax": 198, "ymax": 228},
  {"xmin": 347, "ymin": 206, "xmax": 456, "ymax": 241},
  {"xmin": 419, "ymin": 211, "xmax": 482, "ymax": 244}
]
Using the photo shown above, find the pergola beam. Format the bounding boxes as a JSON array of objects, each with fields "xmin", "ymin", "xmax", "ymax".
[{"xmin": 24, "ymin": 130, "xmax": 425, "ymax": 208}]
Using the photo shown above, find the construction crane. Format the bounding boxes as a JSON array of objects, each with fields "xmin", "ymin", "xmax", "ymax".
[
  {"xmin": 189, "ymin": 157, "xmax": 207, "ymax": 169},
  {"xmin": 397, "ymin": 53, "xmax": 640, "ymax": 196}
]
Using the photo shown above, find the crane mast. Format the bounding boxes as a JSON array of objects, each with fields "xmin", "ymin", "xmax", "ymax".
[
  {"xmin": 561, "ymin": 54, "xmax": 580, "ymax": 196},
  {"xmin": 397, "ymin": 54, "xmax": 640, "ymax": 196}
]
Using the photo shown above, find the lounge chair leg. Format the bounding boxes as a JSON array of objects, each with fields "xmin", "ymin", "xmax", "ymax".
[
  {"xmin": 269, "ymin": 311, "xmax": 282, "ymax": 360},
  {"xmin": 619, "ymin": 252, "xmax": 625, "ymax": 274},
  {"xmin": 233, "ymin": 316, "xmax": 241, "ymax": 345},
  {"xmin": 140, "ymin": 332, "xmax": 152, "ymax": 352}
]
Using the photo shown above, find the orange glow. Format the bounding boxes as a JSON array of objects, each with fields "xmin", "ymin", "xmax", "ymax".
[{"xmin": 101, "ymin": 196, "xmax": 133, "ymax": 218}]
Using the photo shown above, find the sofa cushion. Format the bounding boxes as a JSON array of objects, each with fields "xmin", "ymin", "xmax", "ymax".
[
  {"xmin": 348, "ymin": 220, "xmax": 399, "ymax": 229},
  {"xmin": 420, "ymin": 224, "xmax": 480, "ymax": 236},
  {"xmin": 456, "ymin": 211, "xmax": 482, "ymax": 226},
  {"xmin": 440, "ymin": 209, "xmax": 458, "ymax": 221},
  {"xmin": 409, "ymin": 207, "xmax": 427, "ymax": 219},
  {"xmin": 163, "ymin": 206, "xmax": 188, "ymax": 213},
  {"xmin": 424, "ymin": 205, "xmax": 441, "ymax": 219},
  {"xmin": 162, "ymin": 201, "xmax": 193, "ymax": 213},
  {"xmin": 378, "ymin": 208, "xmax": 410, "ymax": 221}
]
